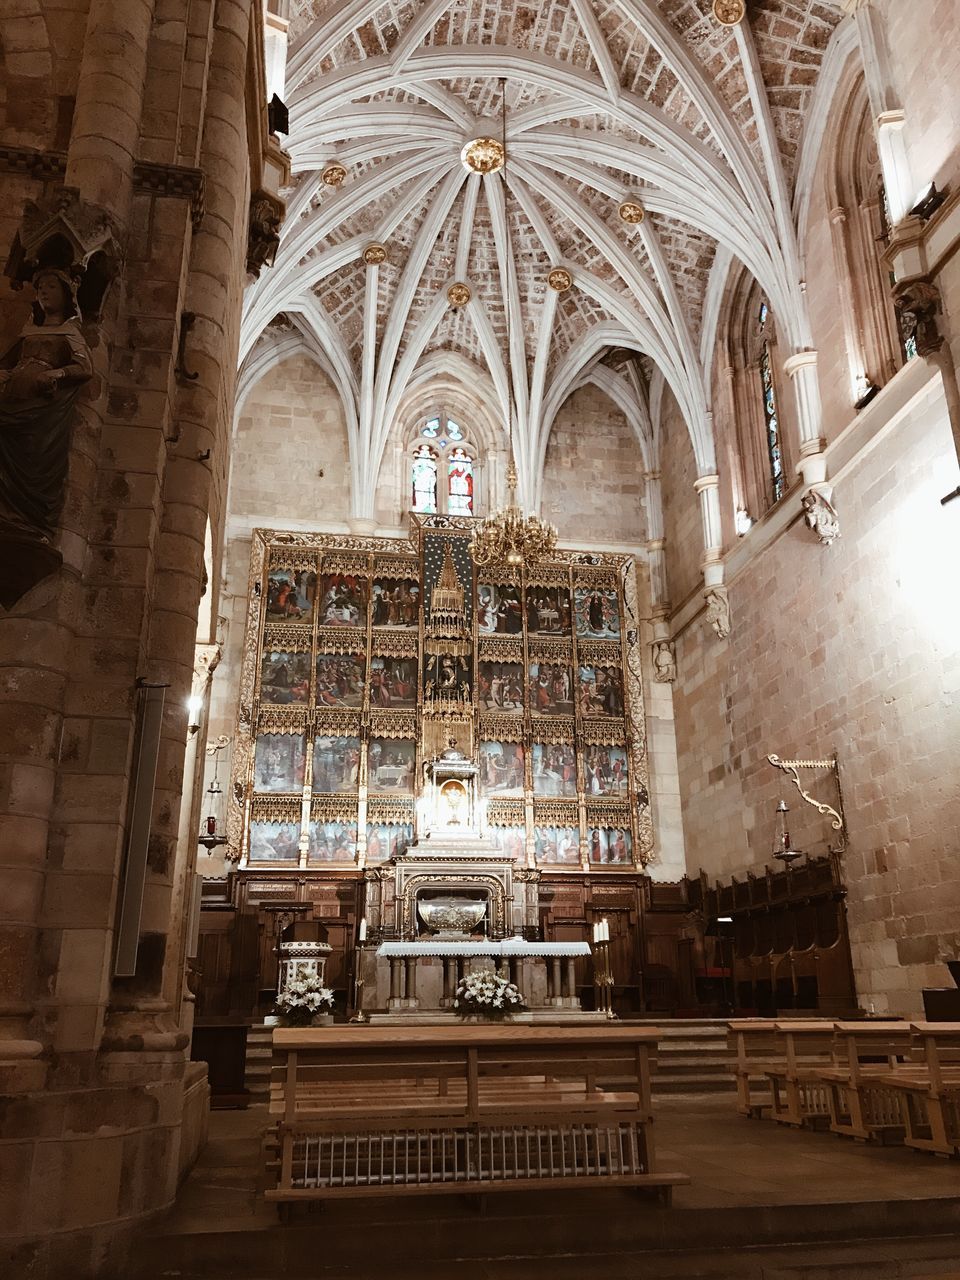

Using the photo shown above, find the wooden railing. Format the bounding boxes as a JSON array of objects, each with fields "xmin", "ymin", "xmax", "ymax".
[{"xmin": 266, "ymin": 1024, "xmax": 688, "ymax": 1213}]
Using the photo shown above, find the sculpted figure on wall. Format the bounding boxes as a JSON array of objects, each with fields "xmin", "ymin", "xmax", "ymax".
[
  {"xmin": 0, "ymin": 267, "xmax": 92, "ymax": 605},
  {"xmin": 652, "ymin": 639, "xmax": 677, "ymax": 683},
  {"xmin": 801, "ymin": 487, "xmax": 841, "ymax": 546},
  {"xmin": 704, "ymin": 586, "xmax": 731, "ymax": 639}
]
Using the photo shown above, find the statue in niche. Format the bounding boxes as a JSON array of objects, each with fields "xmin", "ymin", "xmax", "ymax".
[
  {"xmin": 652, "ymin": 639, "xmax": 677, "ymax": 683},
  {"xmin": 0, "ymin": 266, "xmax": 92, "ymax": 605}
]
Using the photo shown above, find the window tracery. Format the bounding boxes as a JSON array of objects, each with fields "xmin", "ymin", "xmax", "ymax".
[{"xmin": 408, "ymin": 412, "xmax": 479, "ymax": 516}]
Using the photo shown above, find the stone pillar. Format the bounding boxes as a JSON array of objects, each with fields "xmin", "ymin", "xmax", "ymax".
[
  {"xmin": 694, "ymin": 474, "xmax": 730, "ymax": 636},
  {"xmin": 565, "ymin": 958, "xmax": 578, "ymax": 1003},
  {"xmin": 550, "ymin": 957, "xmax": 562, "ymax": 1005},
  {"xmin": 843, "ymin": 0, "xmax": 914, "ymax": 224},
  {"xmin": 390, "ymin": 958, "xmax": 403, "ymax": 1002},
  {"xmin": 784, "ymin": 351, "xmax": 840, "ymax": 545},
  {"xmin": 405, "ymin": 956, "xmax": 418, "ymax": 1006}
]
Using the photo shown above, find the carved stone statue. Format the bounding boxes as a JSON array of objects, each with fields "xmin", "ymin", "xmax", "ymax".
[
  {"xmin": 893, "ymin": 278, "xmax": 942, "ymax": 358},
  {"xmin": 704, "ymin": 586, "xmax": 731, "ymax": 639},
  {"xmin": 247, "ymin": 195, "xmax": 282, "ymax": 277},
  {"xmin": 801, "ymin": 487, "xmax": 841, "ymax": 545},
  {"xmin": 652, "ymin": 639, "xmax": 677, "ymax": 683},
  {"xmin": 0, "ymin": 266, "xmax": 92, "ymax": 605}
]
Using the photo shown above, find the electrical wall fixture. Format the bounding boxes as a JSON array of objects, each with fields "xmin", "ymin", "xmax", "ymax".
[
  {"xmin": 909, "ymin": 181, "xmax": 946, "ymax": 221},
  {"xmin": 735, "ymin": 507, "xmax": 753, "ymax": 537}
]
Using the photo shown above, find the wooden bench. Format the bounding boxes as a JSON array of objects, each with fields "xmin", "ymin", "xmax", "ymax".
[
  {"xmin": 872, "ymin": 1022, "xmax": 960, "ymax": 1156},
  {"xmin": 764, "ymin": 1020, "xmax": 838, "ymax": 1128},
  {"xmin": 816, "ymin": 1022, "xmax": 916, "ymax": 1141},
  {"xmin": 728, "ymin": 1019, "xmax": 779, "ymax": 1117},
  {"xmin": 266, "ymin": 1024, "xmax": 688, "ymax": 1213}
]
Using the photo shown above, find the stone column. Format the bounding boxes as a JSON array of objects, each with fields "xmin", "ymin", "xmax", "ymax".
[
  {"xmin": 390, "ymin": 958, "xmax": 403, "ymax": 1002},
  {"xmin": 405, "ymin": 957, "xmax": 418, "ymax": 1006},
  {"xmin": 565, "ymin": 958, "xmax": 578, "ymax": 1005},
  {"xmin": 694, "ymin": 474, "xmax": 730, "ymax": 636},
  {"xmin": 550, "ymin": 957, "xmax": 562, "ymax": 1005},
  {"xmin": 784, "ymin": 351, "xmax": 840, "ymax": 545}
]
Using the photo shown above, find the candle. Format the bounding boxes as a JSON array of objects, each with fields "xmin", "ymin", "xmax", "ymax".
[{"xmin": 358, "ymin": 918, "xmax": 367, "ymax": 942}]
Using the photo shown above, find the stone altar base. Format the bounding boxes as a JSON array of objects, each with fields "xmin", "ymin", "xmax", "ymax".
[{"xmin": 366, "ymin": 1009, "xmax": 611, "ymax": 1025}]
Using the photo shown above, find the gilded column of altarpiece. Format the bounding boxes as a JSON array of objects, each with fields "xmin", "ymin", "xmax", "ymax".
[{"xmin": 228, "ymin": 515, "xmax": 654, "ymax": 873}]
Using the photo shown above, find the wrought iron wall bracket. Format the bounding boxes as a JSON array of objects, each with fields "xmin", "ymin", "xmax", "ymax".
[{"xmin": 767, "ymin": 753, "xmax": 847, "ymax": 851}]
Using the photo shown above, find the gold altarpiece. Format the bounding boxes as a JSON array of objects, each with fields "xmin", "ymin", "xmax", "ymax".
[{"xmin": 227, "ymin": 515, "xmax": 654, "ymax": 887}]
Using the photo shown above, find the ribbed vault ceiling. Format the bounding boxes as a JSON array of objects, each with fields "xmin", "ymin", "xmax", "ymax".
[{"xmin": 242, "ymin": 0, "xmax": 845, "ymax": 516}]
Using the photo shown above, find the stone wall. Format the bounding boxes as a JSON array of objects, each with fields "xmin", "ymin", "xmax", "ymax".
[
  {"xmin": 671, "ymin": 373, "xmax": 960, "ymax": 1015},
  {"xmin": 231, "ymin": 352, "xmax": 351, "ymax": 531},
  {"xmin": 658, "ymin": 388, "xmax": 702, "ymax": 608},
  {"xmin": 541, "ymin": 384, "xmax": 646, "ymax": 545}
]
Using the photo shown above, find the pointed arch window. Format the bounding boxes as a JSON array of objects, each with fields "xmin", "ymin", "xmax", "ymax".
[
  {"xmin": 407, "ymin": 412, "xmax": 481, "ymax": 516},
  {"xmin": 758, "ymin": 301, "xmax": 784, "ymax": 503},
  {"xmin": 447, "ymin": 446, "xmax": 474, "ymax": 515},
  {"xmin": 411, "ymin": 444, "xmax": 438, "ymax": 513}
]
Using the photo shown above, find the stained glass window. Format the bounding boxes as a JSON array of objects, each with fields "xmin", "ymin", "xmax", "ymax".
[
  {"xmin": 446, "ymin": 419, "xmax": 464, "ymax": 441},
  {"xmin": 412, "ymin": 444, "xmax": 438, "ymax": 513},
  {"xmin": 447, "ymin": 447, "xmax": 474, "ymax": 515},
  {"xmin": 759, "ymin": 338, "xmax": 784, "ymax": 503},
  {"xmin": 421, "ymin": 417, "xmax": 441, "ymax": 438}
]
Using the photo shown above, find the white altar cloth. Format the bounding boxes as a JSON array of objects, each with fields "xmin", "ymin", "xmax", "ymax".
[{"xmin": 377, "ymin": 939, "xmax": 592, "ymax": 958}]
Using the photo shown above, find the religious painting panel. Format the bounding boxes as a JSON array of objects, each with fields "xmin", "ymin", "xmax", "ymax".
[
  {"xmin": 574, "ymin": 585, "xmax": 620, "ymax": 639},
  {"xmin": 528, "ymin": 662, "xmax": 574, "ymax": 716},
  {"xmin": 490, "ymin": 824, "xmax": 526, "ymax": 860},
  {"xmin": 479, "ymin": 740, "xmax": 525, "ymax": 796},
  {"xmin": 307, "ymin": 820, "xmax": 358, "ymax": 864},
  {"xmin": 477, "ymin": 582, "xmax": 523, "ymax": 635},
  {"xmin": 577, "ymin": 664, "xmax": 624, "ymax": 717},
  {"xmin": 371, "ymin": 576, "xmax": 420, "ymax": 627},
  {"xmin": 534, "ymin": 825, "xmax": 581, "ymax": 865},
  {"xmin": 531, "ymin": 742, "xmax": 577, "ymax": 797},
  {"xmin": 368, "ymin": 738, "xmax": 416, "ymax": 793},
  {"xmin": 259, "ymin": 650, "xmax": 311, "ymax": 705},
  {"xmin": 423, "ymin": 651, "xmax": 471, "ymax": 702},
  {"xmin": 249, "ymin": 818, "xmax": 302, "ymax": 862},
  {"xmin": 477, "ymin": 661, "xmax": 524, "ymax": 713},
  {"xmin": 525, "ymin": 584, "xmax": 572, "ymax": 635},
  {"xmin": 315, "ymin": 653, "xmax": 365, "ymax": 708},
  {"xmin": 312, "ymin": 735, "xmax": 361, "ymax": 793},
  {"xmin": 253, "ymin": 731, "xmax": 306, "ymax": 793},
  {"xmin": 365, "ymin": 821, "xmax": 414, "ymax": 864},
  {"xmin": 587, "ymin": 825, "xmax": 633, "ymax": 865},
  {"xmin": 583, "ymin": 744, "xmax": 629, "ymax": 797},
  {"xmin": 265, "ymin": 567, "xmax": 316, "ymax": 624},
  {"xmin": 368, "ymin": 656, "xmax": 417, "ymax": 709},
  {"xmin": 318, "ymin": 573, "xmax": 366, "ymax": 627}
]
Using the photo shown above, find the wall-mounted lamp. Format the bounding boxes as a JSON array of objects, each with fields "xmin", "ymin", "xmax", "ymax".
[
  {"xmin": 735, "ymin": 507, "xmax": 753, "ymax": 537},
  {"xmin": 767, "ymin": 752, "xmax": 847, "ymax": 854},
  {"xmin": 854, "ymin": 375, "xmax": 880, "ymax": 411},
  {"xmin": 772, "ymin": 798, "xmax": 803, "ymax": 865},
  {"xmin": 909, "ymin": 181, "xmax": 946, "ymax": 221},
  {"xmin": 187, "ymin": 694, "xmax": 204, "ymax": 735}
]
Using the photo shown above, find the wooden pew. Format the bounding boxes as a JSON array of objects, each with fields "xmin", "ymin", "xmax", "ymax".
[
  {"xmin": 728, "ymin": 1019, "xmax": 781, "ymax": 1117},
  {"xmin": 874, "ymin": 1022, "xmax": 960, "ymax": 1156},
  {"xmin": 265, "ymin": 1024, "xmax": 688, "ymax": 1213},
  {"xmin": 816, "ymin": 1022, "xmax": 915, "ymax": 1141},
  {"xmin": 764, "ymin": 1020, "xmax": 837, "ymax": 1128}
]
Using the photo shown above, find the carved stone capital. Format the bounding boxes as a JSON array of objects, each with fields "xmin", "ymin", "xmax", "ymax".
[
  {"xmin": 892, "ymin": 277, "xmax": 943, "ymax": 357},
  {"xmin": 247, "ymin": 190, "xmax": 284, "ymax": 277},
  {"xmin": 704, "ymin": 586, "xmax": 731, "ymax": 639},
  {"xmin": 801, "ymin": 487, "xmax": 841, "ymax": 546}
]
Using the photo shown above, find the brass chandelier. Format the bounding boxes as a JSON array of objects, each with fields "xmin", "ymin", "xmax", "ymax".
[{"xmin": 472, "ymin": 79, "xmax": 558, "ymax": 569}]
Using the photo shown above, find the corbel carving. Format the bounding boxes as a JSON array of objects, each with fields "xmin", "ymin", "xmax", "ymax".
[
  {"xmin": 801, "ymin": 487, "xmax": 841, "ymax": 546},
  {"xmin": 704, "ymin": 586, "xmax": 731, "ymax": 639},
  {"xmin": 246, "ymin": 191, "xmax": 283, "ymax": 277}
]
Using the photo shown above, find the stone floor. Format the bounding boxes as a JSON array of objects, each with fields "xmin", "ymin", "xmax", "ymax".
[{"xmin": 135, "ymin": 1097, "xmax": 960, "ymax": 1278}]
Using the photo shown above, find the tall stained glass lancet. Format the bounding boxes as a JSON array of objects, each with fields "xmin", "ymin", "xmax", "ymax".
[
  {"xmin": 758, "ymin": 301, "xmax": 784, "ymax": 503},
  {"xmin": 412, "ymin": 443, "xmax": 438, "ymax": 513},
  {"xmin": 447, "ymin": 446, "xmax": 474, "ymax": 515}
]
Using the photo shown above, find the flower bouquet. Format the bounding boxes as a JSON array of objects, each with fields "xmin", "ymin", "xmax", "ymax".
[
  {"xmin": 274, "ymin": 976, "xmax": 336, "ymax": 1026},
  {"xmin": 453, "ymin": 968, "xmax": 525, "ymax": 1021}
]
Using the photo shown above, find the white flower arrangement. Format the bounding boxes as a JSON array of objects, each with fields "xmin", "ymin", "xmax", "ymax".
[
  {"xmin": 454, "ymin": 968, "xmax": 525, "ymax": 1021},
  {"xmin": 274, "ymin": 975, "xmax": 336, "ymax": 1026}
]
